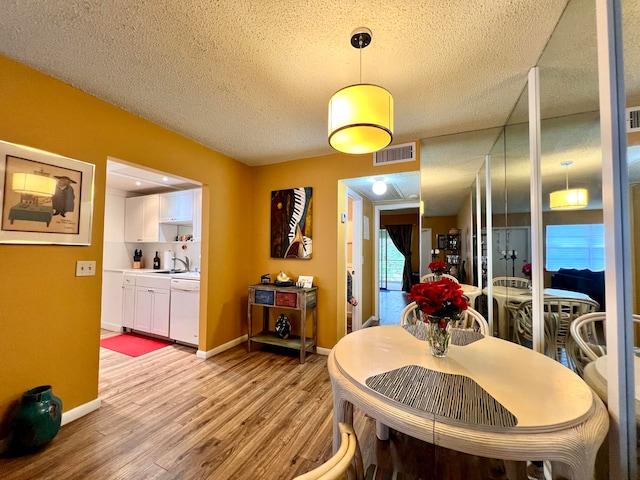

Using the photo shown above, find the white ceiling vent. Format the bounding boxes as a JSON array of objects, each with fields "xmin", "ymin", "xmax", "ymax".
[
  {"xmin": 626, "ymin": 107, "xmax": 640, "ymax": 132},
  {"xmin": 373, "ymin": 142, "xmax": 416, "ymax": 166}
]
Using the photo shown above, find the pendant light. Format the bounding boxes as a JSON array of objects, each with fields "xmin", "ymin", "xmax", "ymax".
[
  {"xmin": 328, "ymin": 27, "xmax": 393, "ymax": 154},
  {"xmin": 549, "ymin": 161, "xmax": 588, "ymax": 210}
]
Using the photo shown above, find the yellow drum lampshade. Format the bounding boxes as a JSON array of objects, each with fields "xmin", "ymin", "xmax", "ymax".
[
  {"xmin": 12, "ymin": 173, "xmax": 56, "ymax": 196},
  {"xmin": 549, "ymin": 188, "xmax": 589, "ymax": 210},
  {"xmin": 328, "ymin": 84, "xmax": 393, "ymax": 154}
]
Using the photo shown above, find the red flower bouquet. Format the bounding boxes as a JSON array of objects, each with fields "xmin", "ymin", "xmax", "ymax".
[
  {"xmin": 408, "ymin": 278, "xmax": 468, "ymax": 321},
  {"xmin": 428, "ymin": 260, "xmax": 448, "ymax": 275},
  {"xmin": 522, "ymin": 262, "xmax": 532, "ymax": 279}
]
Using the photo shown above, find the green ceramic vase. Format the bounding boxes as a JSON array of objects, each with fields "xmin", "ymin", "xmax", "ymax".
[{"xmin": 11, "ymin": 385, "xmax": 62, "ymax": 453}]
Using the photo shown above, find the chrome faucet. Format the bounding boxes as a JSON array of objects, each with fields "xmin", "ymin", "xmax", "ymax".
[{"xmin": 172, "ymin": 256, "xmax": 190, "ymax": 272}]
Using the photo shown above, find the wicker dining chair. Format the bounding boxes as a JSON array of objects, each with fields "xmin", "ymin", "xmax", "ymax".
[
  {"xmin": 400, "ymin": 301, "xmax": 489, "ymax": 335},
  {"xmin": 293, "ymin": 422, "xmax": 410, "ymax": 480},
  {"xmin": 293, "ymin": 422, "xmax": 363, "ymax": 480},
  {"xmin": 420, "ymin": 273, "xmax": 459, "ymax": 283}
]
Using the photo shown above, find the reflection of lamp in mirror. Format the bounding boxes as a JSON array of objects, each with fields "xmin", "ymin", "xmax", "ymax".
[
  {"xmin": 372, "ymin": 179, "xmax": 387, "ymax": 195},
  {"xmin": 328, "ymin": 27, "xmax": 393, "ymax": 154},
  {"xmin": 550, "ymin": 161, "xmax": 588, "ymax": 210}
]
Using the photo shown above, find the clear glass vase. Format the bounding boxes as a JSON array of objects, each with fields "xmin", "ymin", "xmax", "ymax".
[{"xmin": 427, "ymin": 316, "xmax": 453, "ymax": 357}]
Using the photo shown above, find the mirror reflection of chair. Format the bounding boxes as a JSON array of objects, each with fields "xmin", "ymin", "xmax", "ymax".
[
  {"xmin": 400, "ymin": 301, "xmax": 489, "ymax": 335},
  {"xmin": 513, "ymin": 297, "xmax": 600, "ymax": 363},
  {"xmin": 568, "ymin": 312, "xmax": 640, "ymax": 429},
  {"xmin": 420, "ymin": 273, "xmax": 459, "ymax": 283},
  {"xmin": 567, "ymin": 312, "xmax": 640, "ymax": 376},
  {"xmin": 492, "ymin": 276, "xmax": 529, "ymax": 289},
  {"xmin": 293, "ymin": 422, "xmax": 403, "ymax": 480}
]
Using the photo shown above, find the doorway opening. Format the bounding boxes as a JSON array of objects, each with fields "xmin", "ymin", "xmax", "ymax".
[{"xmin": 374, "ymin": 202, "xmax": 420, "ymax": 326}]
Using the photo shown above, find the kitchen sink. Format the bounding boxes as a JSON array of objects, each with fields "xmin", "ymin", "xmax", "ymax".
[{"xmin": 154, "ymin": 269, "xmax": 188, "ymax": 274}]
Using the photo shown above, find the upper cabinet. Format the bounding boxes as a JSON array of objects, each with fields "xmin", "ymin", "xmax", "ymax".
[
  {"xmin": 124, "ymin": 194, "xmax": 160, "ymax": 242},
  {"xmin": 192, "ymin": 188, "xmax": 202, "ymax": 242},
  {"xmin": 159, "ymin": 190, "xmax": 194, "ymax": 224}
]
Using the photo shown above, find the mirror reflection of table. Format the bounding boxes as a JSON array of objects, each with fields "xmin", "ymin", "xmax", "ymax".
[
  {"xmin": 459, "ymin": 283, "xmax": 482, "ymax": 309},
  {"xmin": 583, "ymin": 355, "xmax": 640, "ymax": 425},
  {"xmin": 482, "ymin": 286, "xmax": 595, "ymax": 339},
  {"xmin": 328, "ymin": 325, "xmax": 608, "ymax": 479}
]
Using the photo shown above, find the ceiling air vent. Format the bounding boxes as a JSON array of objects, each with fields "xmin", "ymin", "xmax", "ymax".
[
  {"xmin": 373, "ymin": 142, "xmax": 416, "ymax": 166},
  {"xmin": 626, "ymin": 107, "xmax": 640, "ymax": 133}
]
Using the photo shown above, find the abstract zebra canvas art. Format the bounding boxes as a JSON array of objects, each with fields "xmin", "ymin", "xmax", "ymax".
[{"xmin": 270, "ymin": 187, "xmax": 312, "ymax": 259}]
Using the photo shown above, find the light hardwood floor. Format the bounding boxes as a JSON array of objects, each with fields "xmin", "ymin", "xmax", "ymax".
[{"xmin": 0, "ymin": 331, "xmax": 508, "ymax": 479}]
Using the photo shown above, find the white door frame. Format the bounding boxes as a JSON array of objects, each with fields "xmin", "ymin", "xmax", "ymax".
[
  {"xmin": 346, "ymin": 189, "xmax": 363, "ymax": 330},
  {"xmin": 373, "ymin": 202, "xmax": 421, "ymax": 320}
]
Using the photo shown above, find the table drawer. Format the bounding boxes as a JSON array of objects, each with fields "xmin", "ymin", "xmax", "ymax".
[
  {"xmin": 275, "ymin": 291, "xmax": 298, "ymax": 307},
  {"xmin": 254, "ymin": 289, "xmax": 275, "ymax": 305}
]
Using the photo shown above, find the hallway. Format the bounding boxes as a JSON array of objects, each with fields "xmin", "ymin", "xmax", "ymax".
[{"xmin": 379, "ymin": 286, "xmax": 410, "ymax": 325}]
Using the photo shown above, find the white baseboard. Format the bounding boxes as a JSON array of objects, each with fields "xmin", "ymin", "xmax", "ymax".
[
  {"xmin": 196, "ymin": 334, "xmax": 248, "ymax": 359},
  {"xmin": 61, "ymin": 398, "xmax": 101, "ymax": 426},
  {"xmin": 196, "ymin": 335, "xmax": 330, "ymax": 359},
  {"xmin": 100, "ymin": 322, "xmax": 122, "ymax": 332}
]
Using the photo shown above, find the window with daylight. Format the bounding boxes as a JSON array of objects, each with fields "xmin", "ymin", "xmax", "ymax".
[
  {"xmin": 379, "ymin": 228, "xmax": 405, "ymax": 290},
  {"xmin": 546, "ymin": 224, "xmax": 605, "ymax": 271}
]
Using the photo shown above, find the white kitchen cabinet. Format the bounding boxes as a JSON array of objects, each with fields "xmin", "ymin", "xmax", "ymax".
[
  {"xmin": 124, "ymin": 194, "xmax": 160, "ymax": 242},
  {"xmin": 159, "ymin": 190, "xmax": 193, "ymax": 224},
  {"xmin": 122, "ymin": 283, "xmax": 135, "ymax": 328},
  {"xmin": 134, "ymin": 287, "xmax": 170, "ymax": 336},
  {"xmin": 192, "ymin": 188, "xmax": 202, "ymax": 241},
  {"xmin": 128, "ymin": 275, "xmax": 171, "ymax": 337},
  {"xmin": 101, "ymin": 271, "xmax": 124, "ymax": 331}
]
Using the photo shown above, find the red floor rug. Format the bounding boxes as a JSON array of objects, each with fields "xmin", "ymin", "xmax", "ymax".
[{"xmin": 100, "ymin": 333, "xmax": 172, "ymax": 357}]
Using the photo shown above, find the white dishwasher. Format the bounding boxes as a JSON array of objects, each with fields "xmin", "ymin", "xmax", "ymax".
[{"xmin": 169, "ymin": 278, "xmax": 200, "ymax": 346}]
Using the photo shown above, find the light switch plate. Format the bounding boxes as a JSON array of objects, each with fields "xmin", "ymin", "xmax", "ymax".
[{"xmin": 76, "ymin": 260, "xmax": 96, "ymax": 277}]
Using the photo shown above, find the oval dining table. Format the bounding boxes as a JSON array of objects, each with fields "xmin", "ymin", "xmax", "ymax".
[{"xmin": 328, "ymin": 324, "xmax": 609, "ymax": 479}]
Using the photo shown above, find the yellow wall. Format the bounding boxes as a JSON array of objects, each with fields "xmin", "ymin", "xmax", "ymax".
[
  {"xmin": 250, "ymin": 154, "xmax": 418, "ymax": 348},
  {"xmin": 0, "ymin": 55, "xmax": 252, "ymax": 437}
]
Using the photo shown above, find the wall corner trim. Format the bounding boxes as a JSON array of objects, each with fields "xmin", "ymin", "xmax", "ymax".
[{"xmin": 61, "ymin": 398, "xmax": 102, "ymax": 426}]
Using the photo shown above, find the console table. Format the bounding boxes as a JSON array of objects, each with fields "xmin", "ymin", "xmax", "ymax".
[{"xmin": 247, "ymin": 284, "xmax": 317, "ymax": 363}]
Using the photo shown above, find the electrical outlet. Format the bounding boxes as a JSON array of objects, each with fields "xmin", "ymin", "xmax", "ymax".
[{"xmin": 76, "ymin": 260, "xmax": 96, "ymax": 277}]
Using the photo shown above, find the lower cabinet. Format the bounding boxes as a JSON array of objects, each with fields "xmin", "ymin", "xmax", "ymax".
[
  {"xmin": 122, "ymin": 274, "xmax": 170, "ymax": 337},
  {"xmin": 134, "ymin": 286, "xmax": 170, "ymax": 336}
]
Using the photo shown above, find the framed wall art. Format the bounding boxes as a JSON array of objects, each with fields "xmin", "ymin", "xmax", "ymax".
[
  {"xmin": 270, "ymin": 186, "xmax": 312, "ymax": 259},
  {"xmin": 0, "ymin": 140, "xmax": 95, "ymax": 245}
]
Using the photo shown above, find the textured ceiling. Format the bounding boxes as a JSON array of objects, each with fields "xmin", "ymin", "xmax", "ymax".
[
  {"xmin": 422, "ymin": 0, "xmax": 640, "ymax": 216},
  {"xmin": 2, "ymin": 0, "xmax": 636, "ymax": 216},
  {"xmin": 0, "ymin": 0, "xmax": 568, "ymax": 167}
]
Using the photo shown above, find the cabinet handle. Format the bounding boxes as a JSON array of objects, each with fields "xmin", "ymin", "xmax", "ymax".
[{"xmin": 148, "ymin": 289, "xmax": 154, "ymax": 292}]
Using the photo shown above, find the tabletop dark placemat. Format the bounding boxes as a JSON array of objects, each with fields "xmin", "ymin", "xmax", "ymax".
[
  {"xmin": 365, "ymin": 364, "xmax": 518, "ymax": 428},
  {"xmin": 403, "ymin": 323, "xmax": 485, "ymax": 346}
]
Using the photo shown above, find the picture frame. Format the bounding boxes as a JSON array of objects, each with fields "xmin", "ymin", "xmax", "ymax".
[
  {"xmin": 270, "ymin": 186, "xmax": 313, "ymax": 259},
  {"xmin": 0, "ymin": 140, "xmax": 95, "ymax": 245},
  {"xmin": 296, "ymin": 275, "xmax": 314, "ymax": 288}
]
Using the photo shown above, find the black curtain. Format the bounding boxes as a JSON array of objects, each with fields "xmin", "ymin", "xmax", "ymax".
[{"xmin": 385, "ymin": 224, "xmax": 413, "ymax": 292}]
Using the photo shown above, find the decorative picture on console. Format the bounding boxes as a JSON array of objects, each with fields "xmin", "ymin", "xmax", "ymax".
[
  {"xmin": 0, "ymin": 140, "xmax": 94, "ymax": 245},
  {"xmin": 270, "ymin": 186, "xmax": 313, "ymax": 259}
]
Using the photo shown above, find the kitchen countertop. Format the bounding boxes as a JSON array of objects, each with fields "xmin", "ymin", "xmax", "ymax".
[{"xmin": 104, "ymin": 268, "xmax": 200, "ymax": 280}]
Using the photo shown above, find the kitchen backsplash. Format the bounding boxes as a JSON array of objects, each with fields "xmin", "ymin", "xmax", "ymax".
[{"xmin": 124, "ymin": 242, "xmax": 201, "ymax": 271}]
